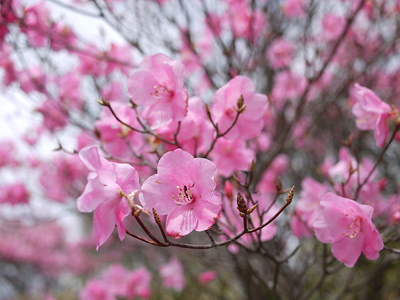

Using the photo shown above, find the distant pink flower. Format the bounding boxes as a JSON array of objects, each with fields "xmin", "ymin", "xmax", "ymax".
[
  {"xmin": 40, "ymin": 154, "xmax": 87, "ymax": 202},
  {"xmin": 105, "ymin": 43, "xmax": 133, "ymax": 75},
  {"xmin": 125, "ymin": 267, "xmax": 152, "ymax": 299},
  {"xmin": 36, "ymin": 99, "xmax": 68, "ymax": 132},
  {"xmin": 0, "ymin": 140, "xmax": 18, "ymax": 167},
  {"xmin": 198, "ymin": 271, "xmax": 217, "ymax": 285},
  {"xmin": 101, "ymin": 81, "xmax": 124, "ymax": 102},
  {"xmin": 79, "ymin": 279, "xmax": 115, "ymax": 300},
  {"xmin": 226, "ymin": 1, "xmax": 267, "ymax": 41},
  {"xmin": 313, "ymin": 193, "xmax": 383, "ymax": 268},
  {"xmin": 0, "ymin": 45, "xmax": 17, "ymax": 85},
  {"xmin": 140, "ymin": 149, "xmax": 221, "ymax": 238},
  {"xmin": 290, "ymin": 177, "xmax": 331, "ymax": 238},
  {"xmin": 282, "ymin": 0, "xmax": 307, "ymax": 18},
  {"xmin": 56, "ymin": 72, "xmax": 82, "ymax": 108},
  {"xmin": 19, "ymin": 66, "xmax": 45, "ymax": 93},
  {"xmin": 271, "ymin": 70, "xmax": 307, "ymax": 110},
  {"xmin": 78, "ymin": 44, "xmax": 104, "ymax": 76},
  {"xmin": 256, "ymin": 154, "xmax": 289, "ymax": 194},
  {"xmin": 78, "ymin": 146, "xmax": 140, "ymax": 249},
  {"xmin": 209, "ymin": 138, "xmax": 254, "ymax": 177},
  {"xmin": 156, "ymin": 97, "xmax": 214, "ymax": 155},
  {"xmin": 0, "ymin": 183, "xmax": 29, "ymax": 205},
  {"xmin": 95, "ymin": 102, "xmax": 144, "ymax": 160},
  {"xmin": 159, "ymin": 257, "xmax": 186, "ymax": 292},
  {"xmin": 50, "ymin": 22, "xmax": 77, "ymax": 51},
  {"xmin": 128, "ymin": 53, "xmax": 189, "ymax": 128},
  {"xmin": 322, "ymin": 13, "xmax": 345, "ymax": 41},
  {"xmin": 351, "ymin": 83, "xmax": 392, "ymax": 147},
  {"xmin": 266, "ymin": 38, "xmax": 294, "ymax": 69},
  {"xmin": 221, "ymin": 192, "xmax": 279, "ymax": 253},
  {"xmin": 212, "ymin": 76, "xmax": 268, "ymax": 140},
  {"xmin": 22, "ymin": 1, "xmax": 49, "ymax": 47}
]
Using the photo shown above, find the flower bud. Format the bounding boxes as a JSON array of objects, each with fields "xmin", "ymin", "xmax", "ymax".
[{"xmin": 236, "ymin": 192, "xmax": 248, "ymax": 214}]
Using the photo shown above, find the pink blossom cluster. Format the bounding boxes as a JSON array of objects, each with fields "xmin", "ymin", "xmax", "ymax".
[{"xmin": 80, "ymin": 264, "xmax": 152, "ymax": 300}]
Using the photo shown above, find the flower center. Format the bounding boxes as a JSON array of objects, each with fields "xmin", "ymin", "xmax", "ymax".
[
  {"xmin": 343, "ymin": 215, "xmax": 361, "ymax": 238},
  {"xmin": 150, "ymin": 84, "xmax": 174, "ymax": 98},
  {"xmin": 173, "ymin": 184, "xmax": 195, "ymax": 205}
]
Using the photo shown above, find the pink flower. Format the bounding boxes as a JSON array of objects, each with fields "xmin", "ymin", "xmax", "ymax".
[
  {"xmin": 77, "ymin": 146, "xmax": 140, "ymax": 249},
  {"xmin": 351, "ymin": 83, "xmax": 392, "ymax": 147},
  {"xmin": 266, "ymin": 38, "xmax": 294, "ymax": 69},
  {"xmin": 313, "ymin": 193, "xmax": 384, "ymax": 268},
  {"xmin": 159, "ymin": 257, "xmax": 186, "ymax": 292},
  {"xmin": 198, "ymin": 271, "xmax": 217, "ymax": 285},
  {"xmin": 271, "ymin": 70, "xmax": 307, "ymax": 110},
  {"xmin": 36, "ymin": 99, "xmax": 68, "ymax": 132},
  {"xmin": 95, "ymin": 102, "xmax": 144, "ymax": 160},
  {"xmin": 125, "ymin": 267, "xmax": 152, "ymax": 299},
  {"xmin": 156, "ymin": 97, "xmax": 214, "ymax": 155},
  {"xmin": 212, "ymin": 76, "xmax": 268, "ymax": 140},
  {"xmin": 209, "ymin": 138, "xmax": 254, "ymax": 177},
  {"xmin": 128, "ymin": 53, "xmax": 189, "ymax": 128},
  {"xmin": 321, "ymin": 13, "xmax": 345, "ymax": 41},
  {"xmin": 101, "ymin": 81, "xmax": 124, "ymax": 102},
  {"xmin": 79, "ymin": 279, "xmax": 115, "ymax": 300},
  {"xmin": 282, "ymin": 0, "xmax": 307, "ymax": 18},
  {"xmin": 220, "ymin": 192, "xmax": 279, "ymax": 253},
  {"xmin": 256, "ymin": 154, "xmax": 289, "ymax": 194},
  {"xmin": 290, "ymin": 177, "xmax": 331, "ymax": 238},
  {"xmin": 0, "ymin": 183, "xmax": 29, "ymax": 205},
  {"xmin": 140, "ymin": 149, "xmax": 222, "ymax": 238}
]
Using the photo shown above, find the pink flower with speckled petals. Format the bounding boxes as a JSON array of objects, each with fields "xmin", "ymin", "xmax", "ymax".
[
  {"xmin": 212, "ymin": 76, "xmax": 268, "ymax": 140},
  {"xmin": 78, "ymin": 146, "xmax": 140, "ymax": 249},
  {"xmin": 140, "ymin": 149, "xmax": 221, "ymax": 238},
  {"xmin": 128, "ymin": 53, "xmax": 189, "ymax": 129},
  {"xmin": 351, "ymin": 83, "xmax": 392, "ymax": 147},
  {"xmin": 313, "ymin": 193, "xmax": 383, "ymax": 268}
]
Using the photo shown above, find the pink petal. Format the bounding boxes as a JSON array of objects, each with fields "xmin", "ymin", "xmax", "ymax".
[
  {"xmin": 362, "ymin": 223, "xmax": 383, "ymax": 260},
  {"xmin": 194, "ymin": 193, "xmax": 222, "ymax": 232},
  {"xmin": 331, "ymin": 232, "xmax": 364, "ymax": 268},
  {"xmin": 79, "ymin": 146, "xmax": 116, "ymax": 185},
  {"xmin": 115, "ymin": 199, "xmax": 130, "ymax": 241},
  {"xmin": 93, "ymin": 200, "xmax": 119, "ymax": 250},
  {"xmin": 128, "ymin": 71, "xmax": 159, "ymax": 106},
  {"xmin": 77, "ymin": 174, "xmax": 109, "ymax": 212},
  {"xmin": 374, "ymin": 113, "xmax": 389, "ymax": 147},
  {"xmin": 140, "ymin": 174, "xmax": 177, "ymax": 215},
  {"xmin": 157, "ymin": 149, "xmax": 193, "ymax": 184},
  {"xmin": 166, "ymin": 205, "xmax": 198, "ymax": 238},
  {"xmin": 114, "ymin": 162, "xmax": 140, "ymax": 193}
]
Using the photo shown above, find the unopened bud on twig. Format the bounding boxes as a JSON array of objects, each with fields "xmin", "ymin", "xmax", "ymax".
[
  {"xmin": 286, "ymin": 186, "xmax": 295, "ymax": 204},
  {"xmin": 237, "ymin": 192, "xmax": 248, "ymax": 214},
  {"xmin": 237, "ymin": 95, "xmax": 244, "ymax": 109},
  {"xmin": 153, "ymin": 208, "xmax": 161, "ymax": 225},
  {"xmin": 97, "ymin": 98, "xmax": 110, "ymax": 106},
  {"xmin": 237, "ymin": 105, "xmax": 246, "ymax": 114},
  {"xmin": 246, "ymin": 203, "xmax": 258, "ymax": 215}
]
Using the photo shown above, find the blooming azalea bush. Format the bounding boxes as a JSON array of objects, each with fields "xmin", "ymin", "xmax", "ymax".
[{"xmin": 1, "ymin": 0, "xmax": 400, "ymax": 299}]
